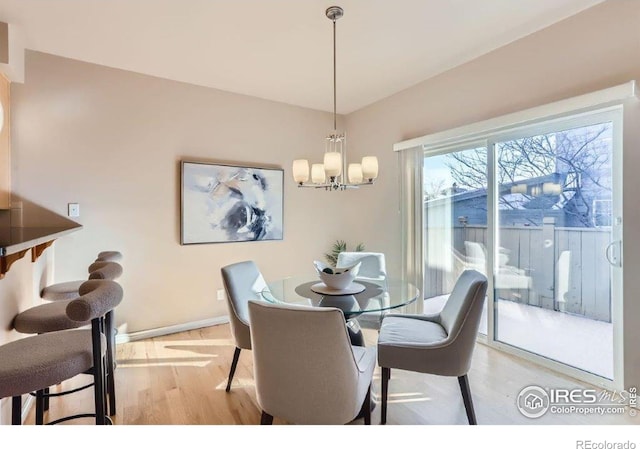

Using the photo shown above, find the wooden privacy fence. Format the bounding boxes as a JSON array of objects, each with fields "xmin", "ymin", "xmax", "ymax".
[{"xmin": 424, "ymin": 221, "xmax": 612, "ymax": 322}]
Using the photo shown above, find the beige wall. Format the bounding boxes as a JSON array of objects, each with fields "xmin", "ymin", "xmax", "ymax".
[
  {"xmin": 10, "ymin": 51, "xmax": 358, "ymax": 336},
  {"xmin": 345, "ymin": 0, "xmax": 640, "ymax": 388}
]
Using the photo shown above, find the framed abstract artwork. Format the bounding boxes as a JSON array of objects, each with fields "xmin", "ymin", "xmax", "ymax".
[{"xmin": 181, "ymin": 161, "xmax": 284, "ymax": 244}]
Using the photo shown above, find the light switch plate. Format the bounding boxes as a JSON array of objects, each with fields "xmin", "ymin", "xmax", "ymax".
[
  {"xmin": 217, "ymin": 289, "xmax": 226, "ymax": 301},
  {"xmin": 68, "ymin": 203, "xmax": 80, "ymax": 217}
]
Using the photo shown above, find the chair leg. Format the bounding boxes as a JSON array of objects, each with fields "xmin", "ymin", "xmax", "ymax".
[
  {"xmin": 225, "ymin": 347, "xmax": 241, "ymax": 392},
  {"xmin": 91, "ymin": 319, "xmax": 107, "ymax": 425},
  {"xmin": 105, "ymin": 310, "xmax": 117, "ymax": 416},
  {"xmin": 36, "ymin": 390, "xmax": 45, "ymax": 424},
  {"xmin": 381, "ymin": 367, "xmax": 390, "ymax": 425},
  {"xmin": 260, "ymin": 411, "xmax": 273, "ymax": 425},
  {"xmin": 99, "ymin": 317, "xmax": 108, "ymax": 417},
  {"xmin": 458, "ymin": 374, "xmax": 477, "ymax": 425},
  {"xmin": 12, "ymin": 396, "xmax": 21, "ymax": 425},
  {"xmin": 361, "ymin": 384, "xmax": 371, "ymax": 425},
  {"xmin": 44, "ymin": 387, "xmax": 50, "ymax": 411}
]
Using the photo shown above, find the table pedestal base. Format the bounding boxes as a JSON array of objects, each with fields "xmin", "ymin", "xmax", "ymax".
[{"xmin": 348, "ymin": 326, "xmax": 365, "ymax": 347}]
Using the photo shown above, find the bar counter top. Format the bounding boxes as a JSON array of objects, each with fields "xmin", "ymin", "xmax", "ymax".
[{"xmin": 0, "ymin": 224, "xmax": 82, "ymax": 256}]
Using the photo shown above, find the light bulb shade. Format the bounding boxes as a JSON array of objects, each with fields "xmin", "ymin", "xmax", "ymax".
[
  {"xmin": 361, "ymin": 156, "xmax": 378, "ymax": 180},
  {"xmin": 348, "ymin": 163, "xmax": 363, "ymax": 184},
  {"xmin": 292, "ymin": 159, "xmax": 309, "ymax": 183},
  {"xmin": 311, "ymin": 163, "xmax": 326, "ymax": 184},
  {"xmin": 323, "ymin": 152, "xmax": 342, "ymax": 177}
]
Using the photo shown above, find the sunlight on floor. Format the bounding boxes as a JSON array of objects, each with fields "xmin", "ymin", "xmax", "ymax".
[
  {"xmin": 156, "ymin": 338, "xmax": 235, "ymax": 346},
  {"xmin": 387, "ymin": 397, "xmax": 432, "ymax": 404},
  {"xmin": 387, "ymin": 391, "xmax": 432, "ymax": 404},
  {"xmin": 116, "ymin": 337, "xmax": 233, "ymax": 368},
  {"xmin": 215, "ymin": 378, "xmax": 255, "ymax": 390},
  {"xmin": 388, "ymin": 392, "xmax": 427, "ymax": 399},
  {"xmin": 118, "ymin": 358, "xmax": 214, "ymax": 368}
]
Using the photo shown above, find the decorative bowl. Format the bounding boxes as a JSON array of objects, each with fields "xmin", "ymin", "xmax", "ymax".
[{"xmin": 313, "ymin": 260, "xmax": 361, "ymax": 290}]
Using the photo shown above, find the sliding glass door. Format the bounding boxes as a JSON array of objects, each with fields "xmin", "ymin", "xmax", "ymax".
[
  {"xmin": 493, "ymin": 114, "xmax": 621, "ymax": 380},
  {"xmin": 423, "ymin": 108, "xmax": 622, "ymax": 384}
]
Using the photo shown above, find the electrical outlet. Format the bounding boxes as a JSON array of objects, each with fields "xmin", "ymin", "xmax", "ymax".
[
  {"xmin": 217, "ymin": 289, "xmax": 226, "ymax": 301},
  {"xmin": 68, "ymin": 203, "xmax": 80, "ymax": 217}
]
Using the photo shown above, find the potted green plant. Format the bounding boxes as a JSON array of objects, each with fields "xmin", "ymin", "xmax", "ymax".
[{"xmin": 324, "ymin": 240, "xmax": 365, "ymax": 267}]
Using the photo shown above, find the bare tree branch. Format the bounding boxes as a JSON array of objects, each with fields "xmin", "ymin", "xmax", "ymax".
[{"xmin": 439, "ymin": 123, "xmax": 612, "ymax": 227}]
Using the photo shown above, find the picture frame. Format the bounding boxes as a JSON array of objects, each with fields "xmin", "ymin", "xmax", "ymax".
[{"xmin": 180, "ymin": 160, "xmax": 284, "ymax": 245}]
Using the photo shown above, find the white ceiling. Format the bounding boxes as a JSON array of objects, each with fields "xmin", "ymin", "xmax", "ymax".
[{"xmin": 0, "ymin": 0, "xmax": 604, "ymax": 114}]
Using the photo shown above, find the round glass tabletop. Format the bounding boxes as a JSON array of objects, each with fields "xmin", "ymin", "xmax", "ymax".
[{"xmin": 261, "ymin": 277, "xmax": 420, "ymax": 319}]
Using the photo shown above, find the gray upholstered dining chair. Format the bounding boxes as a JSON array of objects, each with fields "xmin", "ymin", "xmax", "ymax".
[
  {"xmin": 336, "ymin": 252, "xmax": 386, "ymax": 282},
  {"xmin": 377, "ymin": 269, "xmax": 488, "ymax": 425},
  {"xmin": 337, "ymin": 251, "xmax": 388, "ymax": 330},
  {"xmin": 220, "ymin": 260, "xmax": 267, "ymax": 392},
  {"xmin": 248, "ymin": 300, "xmax": 376, "ymax": 425},
  {"xmin": 0, "ymin": 279, "xmax": 123, "ymax": 425}
]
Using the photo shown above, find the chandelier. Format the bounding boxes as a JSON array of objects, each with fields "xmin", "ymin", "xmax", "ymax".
[{"xmin": 292, "ymin": 6, "xmax": 379, "ymax": 190}]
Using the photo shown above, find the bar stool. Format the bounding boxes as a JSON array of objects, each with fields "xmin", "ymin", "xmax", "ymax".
[
  {"xmin": 13, "ymin": 262, "xmax": 123, "ymax": 419},
  {"xmin": 85, "ymin": 260, "xmax": 124, "ymax": 408},
  {"xmin": 0, "ymin": 279, "xmax": 123, "ymax": 425},
  {"xmin": 40, "ymin": 251, "xmax": 123, "ymax": 302},
  {"xmin": 39, "ymin": 251, "xmax": 124, "ymax": 412}
]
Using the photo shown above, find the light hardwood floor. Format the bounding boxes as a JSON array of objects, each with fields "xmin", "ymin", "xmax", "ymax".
[{"xmin": 25, "ymin": 323, "xmax": 638, "ymax": 425}]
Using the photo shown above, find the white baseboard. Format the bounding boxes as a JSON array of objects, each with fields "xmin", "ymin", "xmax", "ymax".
[
  {"xmin": 22, "ymin": 394, "xmax": 33, "ymax": 424},
  {"xmin": 115, "ymin": 316, "xmax": 230, "ymax": 344}
]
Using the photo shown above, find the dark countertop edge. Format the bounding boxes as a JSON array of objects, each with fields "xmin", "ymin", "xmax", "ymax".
[{"xmin": 0, "ymin": 225, "xmax": 83, "ymax": 256}]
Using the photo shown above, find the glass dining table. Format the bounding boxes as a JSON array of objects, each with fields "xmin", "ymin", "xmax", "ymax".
[{"xmin": 260, "ymin": 276, "xmax": 420, "ymax": 346}]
